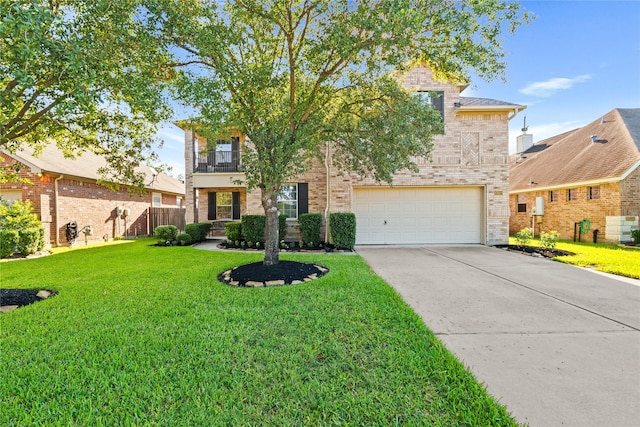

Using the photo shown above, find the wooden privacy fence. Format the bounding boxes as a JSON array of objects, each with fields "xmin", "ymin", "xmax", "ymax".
[{"xmin": 148, "ymin": 207, "xmax": 186, "ymax": 234}]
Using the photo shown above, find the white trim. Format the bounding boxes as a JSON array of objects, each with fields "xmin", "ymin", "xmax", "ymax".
[
  {"xmin": 620, "ymin": 159, "xmax": 640, "ymax": 181},
  {"xmin": 511, "ymin": 159, "xmax": 640, "ymax": 194},
  {"xmin": 0, "ymin": 149, "xmax": 42, "ymax": 173},
  {"xmin": 511, "ymin": 177, "xmax": 622, "ymax": 194}
]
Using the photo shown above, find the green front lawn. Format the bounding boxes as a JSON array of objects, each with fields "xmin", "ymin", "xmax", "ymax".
[
  {"xmin": 0, "ymin": 239, "xmax": 518, "ymax": 426},
  {"xmin": 509, "ymin": 237, "xmax": 640, "ymax": 279}
]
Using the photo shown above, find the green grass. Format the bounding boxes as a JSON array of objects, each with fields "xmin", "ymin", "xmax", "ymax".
[
  {"xmin": 0, "ymin": 239, "xmax": 519, "ymax": 426},
  {"xmin": 509, "ymin": 237, "xmax": 640, "ymax": 279}
]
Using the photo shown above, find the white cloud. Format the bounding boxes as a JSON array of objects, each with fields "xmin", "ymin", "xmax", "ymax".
[{"xmin": 519, "ymin": 75, "xmax": 591, "ymax": 97}]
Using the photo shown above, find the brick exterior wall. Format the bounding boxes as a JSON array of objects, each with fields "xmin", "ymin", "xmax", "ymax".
[
  {"xmin": 1, "ymin": 152, "xmax": 179, "ymax": 247},
  {"xmin": 620, "ymin": 166, "xmax": 640, "ymax": 217},
  {"xmin": 508, "ymin": 181, "xmax": 633, "ymax": 243},
  {"xmin": 187, "ymin": 66, "xmax": 514, "ymax": 245}
]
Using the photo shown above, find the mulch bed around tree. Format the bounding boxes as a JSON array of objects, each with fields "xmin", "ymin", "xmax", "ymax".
[
  {"xmin": 496, "ymin": 245, "xmax": 574, "ymax": 259},
  {"xmin": 0, "ymin": 288, "xmax": 57, "ymax": 312},
  {"xmin": 218, "ymin": 260, "xmax": 329, "ymax": 288}
]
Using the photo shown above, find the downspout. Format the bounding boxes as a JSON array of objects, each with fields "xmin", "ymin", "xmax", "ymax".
[
  {"xmin": 54, "ymin": 175, "xmax": 64, "ymax": 246},
  {"xmin": 324, "ymin": 141, "xmax": 331, "ymax": 243},
  {"xmin": 192, "ymin": 129, "xmax": 198, "ymax": 222},
  {"xmin": 509, "ymin": 107, "xmax": 522, "ymax": 121}
]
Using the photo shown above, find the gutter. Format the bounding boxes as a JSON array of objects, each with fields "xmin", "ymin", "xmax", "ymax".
[
  {"xmin": 54, "ymin": 174, "xmax": 63, "ymax": 246},
  {"xmin": 511, "ymin": 159, "xmax": 640, "ymax": 194}
]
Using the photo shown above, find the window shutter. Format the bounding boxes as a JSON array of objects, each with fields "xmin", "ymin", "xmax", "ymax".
[
  {"xmin": 231, "ymin": 137, "xmax": 240, "ymax": 166},
  {"xmin": 298, "ymin": 183, "xmax": 308, "ymax": 215},
  {"xmin": 208, "ymin": 192, "xmax": 217, "ymax": 220},
  {"xmin": 232, "ymin": 192, "xmax": 240, "ymax": 219}
]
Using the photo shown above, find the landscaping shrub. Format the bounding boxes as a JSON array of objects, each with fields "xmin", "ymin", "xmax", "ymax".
[
  {"xmin": 540, "ymin": 230, "xmax": 559, "ymax": 249},
  {"xmin": 17, "ymin": 227, "xmax": 45, "ymax": 255},
  {"xmin": 515, "ymin": 228, "xmax": 533, "ymax": 246},
  {"xmin": 632, "ymin": 229, "xmax": 640, "ymax": 244},
  {"xmin": 330, "ymin": 212, "xmax": 356, "ymax": 249},
  {"xmin": 279, "ymin": 214, "xmax": 287, "ymax": 241},
  {"xmin": 225, "ymin": 222, "xmax": 242, "ymax": 241},
  {"xmin": 185, "ymin": 222, "xmax": 212, "ymax": 242},
  {"xmin": 299, "ymin": 213, "xmax": 322, "ymax": 246},
  {"xmin": 0, "ymin": 199, "xmax": 45, "ymax": 256},
  {"xmin": 154, "ymin": 225, "xmax": 179, "ymax": 242},
  {"xmin": 176, "ymin": 233, "xmax": 193, "ymax": 246},
  {"xmin": 0, "ymin": 229, "xmax": 19, "ymax": 258},
  {"xmin": 241, "ymin": 215, "xmax": 266, "ymax": 243}
]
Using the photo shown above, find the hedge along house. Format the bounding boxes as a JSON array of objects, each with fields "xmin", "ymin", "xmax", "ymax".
[
  {"xmin": 180, "ymin": 65, "xmax": 524, "ymax": 245},
  {"xmin": 509, "ymin": 108, "xmax": 640, "ymax": 243},
  {"xmin": 0, "ymin": 144, "xmax": 185, "ymax": 247}
]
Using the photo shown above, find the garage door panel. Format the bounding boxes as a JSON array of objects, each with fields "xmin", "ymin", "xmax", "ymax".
[{"xmin": 354, "ymin": 187, "xmax": 482, "ymax": 244}]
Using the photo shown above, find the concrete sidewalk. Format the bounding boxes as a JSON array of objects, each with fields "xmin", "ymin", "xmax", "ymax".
[{"xmin": 356, "ymin": 245, "xmax": 640, "ymax": 427}]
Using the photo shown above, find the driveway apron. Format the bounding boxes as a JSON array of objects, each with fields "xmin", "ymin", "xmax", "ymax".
[{"xmin": 356, "ymin": 245, "xmax": 640, "ymax": 427}]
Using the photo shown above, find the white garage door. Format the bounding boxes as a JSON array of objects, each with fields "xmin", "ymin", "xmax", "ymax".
[{"xmin": 353, "ymin": 187, "xmax": 483, "ymax": 244}]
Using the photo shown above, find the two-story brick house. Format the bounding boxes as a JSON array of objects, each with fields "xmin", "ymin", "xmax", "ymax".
[
  {"xmin": 181, "ymin": 65, "xmax": 524, "ymax": 245},
  {"xmin": 0, "ymin": 145, "xmax": 185, "ymax": 247},
  {"xmin": 509, "ymin": 108, "xmax": 640, "ymax": 243}
]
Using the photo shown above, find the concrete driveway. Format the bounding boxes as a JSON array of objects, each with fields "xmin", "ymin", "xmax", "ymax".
[{"xmin": 356, "ymin": 245, "xmax": 640, "ymax": 427}]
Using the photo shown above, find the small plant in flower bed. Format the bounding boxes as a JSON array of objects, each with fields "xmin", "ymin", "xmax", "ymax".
[
  {"xmin": 540, "ymin": 230, "xmax": 559, "ymax": 249},
  {"xmin": 514, "ymin": 228, "xmax": 533, "ymax": 246}
]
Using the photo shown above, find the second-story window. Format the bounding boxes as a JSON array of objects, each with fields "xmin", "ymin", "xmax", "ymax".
[{"xmin": 418, "ymin": 90, "xmax": 445, "ymax": 124}]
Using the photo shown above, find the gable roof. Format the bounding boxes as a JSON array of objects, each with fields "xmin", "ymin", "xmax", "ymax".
[
  {"xmin": 2, "ymin": 145, "xmax": 185, "ymax": 195},
  {"xmin": 510, "ymin": 108, "xmax": 640, "ymax": 192}
]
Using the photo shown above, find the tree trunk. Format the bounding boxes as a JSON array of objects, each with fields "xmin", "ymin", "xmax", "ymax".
[{"xmin": 262, "ymin": 189, "xmax": 280, "ymax": 266}]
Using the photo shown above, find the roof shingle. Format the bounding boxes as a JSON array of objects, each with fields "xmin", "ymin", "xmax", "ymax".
[
  {"xmin": 3, "ymin": 145, "xmax": 184, "ymax": 195},
  {"xmin": 510, "ymin": 108, "xmax": 640, "ymax": 191}
]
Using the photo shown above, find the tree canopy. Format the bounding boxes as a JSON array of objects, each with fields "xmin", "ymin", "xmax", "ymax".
[
  {"xmin": 0, "ymin": 0, "xmax": 173, "ymax": 189},
  {"xmin": 149, "ymin": 0, "xmax": 531, "ymax": 264}
]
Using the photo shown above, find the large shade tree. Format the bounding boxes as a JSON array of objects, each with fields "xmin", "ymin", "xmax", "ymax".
[
  {"xmin": 149, "ymin": 0, "xmax": 531, "ymax": 265},
  {"xmin": 0, "ymin": 0, "xmax": 173, "ymax": 189}
]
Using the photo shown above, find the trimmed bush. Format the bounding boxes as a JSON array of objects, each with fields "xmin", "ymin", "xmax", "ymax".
[
  {"xmin": 185, "ymin": 222, "xmax": 212, "ymax": 242},
  {"xmin": 279, "ymin": 214, "xmax": 287, "ymax": 241},
  {"xmin": 242, "ymin": 215, "xmax": 266, "ymax": 243},
  {"xmin": 330, "ymin": 212, "xmax": 356, "ymax": 249},
  {"xmin": 632, "ymin": 229, "xmax": 640, "ymax": 244},
  {"xmin": 154, "ymin": 225, "xmax": 179, "ymax": 242},
  {"xmin": 0, "ymin": 229, "xmax": 19, "ymax": 258},
  {"xmin": 17, "ymin": 227, "xmax": 45, "ymax": 255},
  {"xmin": 299, "ymin": 213, "xmax": 322, "ymax": 246},
  {"xmin": 225, "ymin": 222, "xmax": 242, "ymax": 241},
  {"xmin": 176, "ymin": 233, "xmax": 193, "ymax": 246},
  {"xmin": 0, "ymin": 199, "xmax": 46, "ymax": 256}
]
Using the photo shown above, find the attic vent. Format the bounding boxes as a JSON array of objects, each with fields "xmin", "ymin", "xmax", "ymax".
[{"xmin": 591, "ymin": 135, "xmax": 598, "ymax": 143}]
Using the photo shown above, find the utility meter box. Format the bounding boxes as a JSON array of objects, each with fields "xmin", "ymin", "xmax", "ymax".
[{"xmin": 535, "ymin": 196, "xmax": 544, "ymax": 216}]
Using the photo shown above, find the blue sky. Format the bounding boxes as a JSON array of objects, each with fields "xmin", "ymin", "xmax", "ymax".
[{"xmin": 155, "ymin": 0, "xmax": 640, "ymax": 177}]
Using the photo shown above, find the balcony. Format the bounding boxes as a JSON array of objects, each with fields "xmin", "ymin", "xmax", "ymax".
[
  {"xmin": 195, "ymin": 150, "xmax": 242, "ymax": 173},
  {"xmin": 193, "ymin": 150, "xmax": 244, "ymax": 188}
]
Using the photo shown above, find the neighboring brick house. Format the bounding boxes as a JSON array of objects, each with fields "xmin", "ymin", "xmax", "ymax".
[
  {"xmin": 0, "ymin": 145, "xmax": 185, "ymax": 247},
  {"xmin": 181, "ymin": 65, "xmax": 524, "ymax": 245},
  {"xmin": 509, "ymin": 108, "xmax": 640, "ymax": 243}
]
